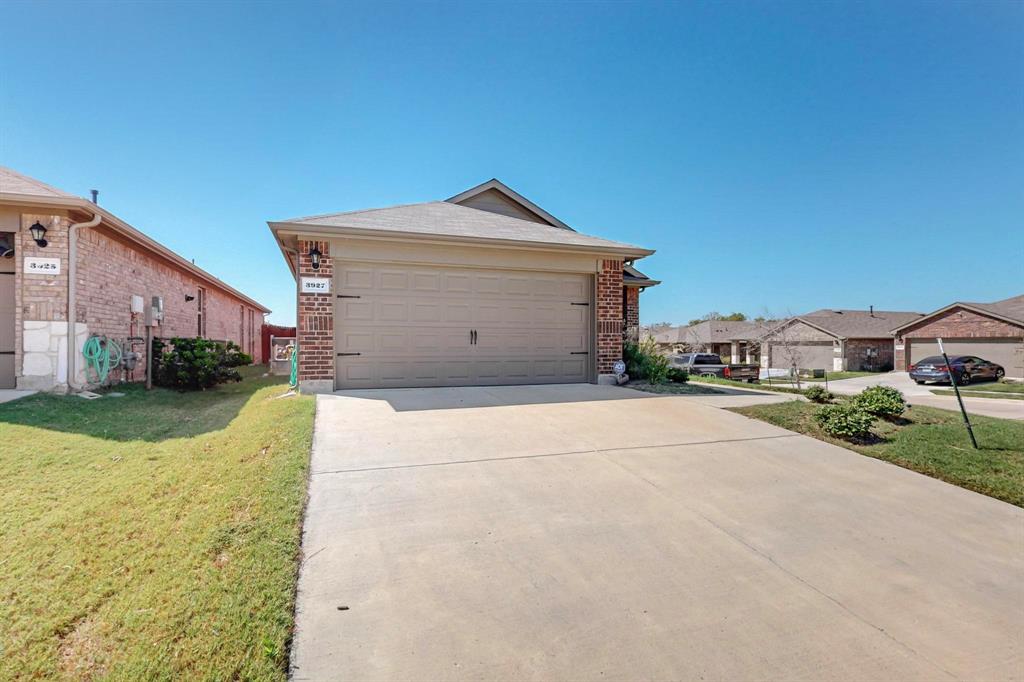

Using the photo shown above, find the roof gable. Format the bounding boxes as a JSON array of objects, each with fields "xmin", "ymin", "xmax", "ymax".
[
  {"xmin": 446, "ymin": 179, "xmax": 573, "ymax": 230},
  {"xmin": 891, "ymin": 295, "xmax": 1024, "ymax": 332},
  {"xmin": 0, "ymin": 166, "xmax": 76, "ymax": 199}
]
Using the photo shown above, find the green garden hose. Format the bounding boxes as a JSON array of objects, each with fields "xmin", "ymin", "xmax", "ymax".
[
  {"xmin": 289, "ymin": 343, "xmax": 298, "ymax": 388},
  {"xmin": 82, "ymin": 335, "xmax": 123, "ymax": 385}
]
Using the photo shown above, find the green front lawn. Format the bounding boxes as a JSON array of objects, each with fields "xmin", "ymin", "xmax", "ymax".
[
  {"xmin": 931, "ymin": 381, "xmax": 1024, "ymax": 400},
  {"xmin": 731, "ymin": 400, "xmax": 1024, "ymax": 507},
  {"xmin": 689, "ymin": 375, "xmax": 806, "ymax": 395},
  {"xmin": 0, "ymin": 367, "xmax": 315, "ymax": 679}
]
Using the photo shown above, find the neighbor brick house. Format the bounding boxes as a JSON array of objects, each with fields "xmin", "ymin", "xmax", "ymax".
[
  {"xmin": 0, "ymin": 167, "xmax": 269, "ymax": 391},
  {"xmin": 891, "ymin": 295, "xmax": 1024, "ymax": 379},
  {"xmin": 760, "ymin": 309, "xmax": 922, "ymax": 372},
  {"xmin": 268, "ymin": 179, "xmax": 657, "ymax": 391}
]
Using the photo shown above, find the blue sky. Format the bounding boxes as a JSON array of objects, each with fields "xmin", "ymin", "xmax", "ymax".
[{"xmin": 2, "ymin": 1, "xmax": 1021, "ymax": 326}]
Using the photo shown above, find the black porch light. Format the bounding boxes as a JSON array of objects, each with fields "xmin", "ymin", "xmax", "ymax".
[
  {"xmin": 29, "ymin": 221, "xmax": 48, "ymax": 247},
  {"xmin": 309, "ymin": 245, "xmax": 322, "ymax": 270}
]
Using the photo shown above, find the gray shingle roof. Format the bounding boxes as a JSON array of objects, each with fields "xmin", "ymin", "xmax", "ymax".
[
  {"xmin": 799, "ymin": 309, "xmax": 923, "ymax": 338},
  {"xmin": 654, "ymin": 320, "xmax": 764, "ymax": 344},
  {"xmin": 280, "ymin": 201, "xmax": 651, "ymax": 254},
  {"xmin": 967, "ymin": 295, "xmax": 1024, "ymax": 325},
  {"xmin": 0, "ymin": 166, "xmax": 76, "ymax": 198}
]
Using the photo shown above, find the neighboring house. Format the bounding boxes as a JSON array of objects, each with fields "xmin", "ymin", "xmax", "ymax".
[
  {"xmin": 761, "ymin": 309, "xmax": 922, "ymax": 372},
  {"xmin": 268, "ymin": 178, "xmax": 657, "ymax": 391},
  {"xmin": 654, "ymin": 320, "xmax": 763, "ymax": 363},
  {"xmin": 891, "ymin": 295, "xmax": 1024, "ymax": 379},
  {"xmin": 0, "ymin": 167, "xmax": 269, "ymax": 391}
]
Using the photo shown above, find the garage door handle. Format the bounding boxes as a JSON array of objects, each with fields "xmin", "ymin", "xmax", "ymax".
[
  {"xmin": 337, "ymin": 352, "xmax": 361, "ymax": 356},
  {"xmin": 570, "ymin": 302, "xmax": 589, "ymax": 306},
  {"xmin": 570, "ymin": 351, "xmax": 589, "ymax": 355},
  {"xmin": 336, "ymin": 294, "xmax": 361, "ymax": 299},
  {"xmin": 470, "ymin": 330, "xmax": 477, "ymax": 345}
]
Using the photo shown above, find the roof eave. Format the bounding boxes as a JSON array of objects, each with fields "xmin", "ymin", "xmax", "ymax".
[
  {"xmin": 0, "ymin": 192, "xmax": 271, "ymax": 313},
  {"xmin": 890, "ymin": 302, "xmax": 1024, "ymax": 333},
  {"xmin": 268, "ymin": 221, "xmax": 655, "ymax": 259}
]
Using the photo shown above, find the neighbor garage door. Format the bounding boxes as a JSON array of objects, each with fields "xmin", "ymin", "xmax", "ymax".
[
  {"xmin": 909, "ymin": 338, "xmax": 1024, "ymax": 379},
  {"xmin": 768, "ymin": 342, "xmax": 835, "ymax": 371},
  {"xmin": 333, "ymin": 262, "xmax": 591, "ymax": 389}
]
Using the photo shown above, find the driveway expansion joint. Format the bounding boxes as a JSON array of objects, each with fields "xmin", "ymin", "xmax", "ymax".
[{"xmin": 309, "ymin": 433, "xmax": 801, "ymax": 476}]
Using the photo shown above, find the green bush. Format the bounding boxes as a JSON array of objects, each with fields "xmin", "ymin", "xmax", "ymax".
[
  {"xmin": 804, "ymin": 385, "xmax": 833, "ymax": 403},
  {"xmin": 851, "ymin": 385, "xmax": 906, "ymax": 417},
  {"xmin": 153, "ymin": 337, "xmax": 243, "ymax": 390},
  {"xmin": 814, "ymin": 403, "xmax": 874, "ymax": 440},
  {"xmin": 667, "ymin": 367, "xmax": 689, "ymax": 383},
  {"xmin": 624, "ymin": 337, "xmax": 671, "ymax": 384},
  {"xmin": 224, "ymin": 340, "xmax": 253, "ymax": 367}
]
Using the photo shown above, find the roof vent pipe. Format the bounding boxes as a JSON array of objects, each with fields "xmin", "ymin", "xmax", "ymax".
[
  {"xmin": 870, "ymin": 305, "xmax": 874, "ymax": 317},
  {"xmin": 90, "ymin": 189, "xmax": 98, "ymax": 204}
]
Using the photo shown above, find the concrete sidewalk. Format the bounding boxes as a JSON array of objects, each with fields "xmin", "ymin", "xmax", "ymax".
[{"xmin": 292, "ymin": 384, "xmax": 1023, "ymax": 681}]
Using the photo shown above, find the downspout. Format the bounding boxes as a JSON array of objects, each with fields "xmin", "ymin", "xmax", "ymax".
[{"xmin": 66, "ymin": 212, "xmax": 102, "ymax": 391}]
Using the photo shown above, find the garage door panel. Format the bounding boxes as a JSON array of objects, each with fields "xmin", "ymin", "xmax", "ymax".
[
  {"xmin": 769, "ymin": 342, "xmax": 835, "ymax": 370},
  {"xmin": 334, "ymin": 263, "xmax": 592, "ymax": 388}
]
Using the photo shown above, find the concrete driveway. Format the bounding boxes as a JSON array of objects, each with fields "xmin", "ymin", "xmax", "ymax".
[
  {"xmin": 292, "ymin": 384, "xmax": 1023, "ymax": 681},
  {"xmin": 827, "ymin": 372, "xmax": 1024, "ymax": 420}
]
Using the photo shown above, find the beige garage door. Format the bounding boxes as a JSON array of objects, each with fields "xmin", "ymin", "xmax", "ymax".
[
  {"xmin": 768, "ymin": 342, "xmax": 835, "ymax": 371},
  {"xmin": 909, "ymin": 338, "xmax": 1024, "ymax": 379},
  {"xmin": 333, "ymin": 262, "xmax": 591, "ymax": 389}
]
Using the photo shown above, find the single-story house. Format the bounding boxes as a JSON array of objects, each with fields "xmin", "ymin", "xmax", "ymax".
[
  {"xmin": 761, "ymin": 308, "xmax": 922, "ymax": 372},
  {"xmin": 268, "ymin": 178, "xmax": 657, "ymax": 391},
  {"xmin": 0, "ymin": 166, "xmax": 269, "ymax": 391},
  {"xmin": 653, "ymin": 320, "xmax": 764, "ymax": 363},
  {"xmin": 891, "ymin": 295, "xmax": 1024, "ymax": 379}
]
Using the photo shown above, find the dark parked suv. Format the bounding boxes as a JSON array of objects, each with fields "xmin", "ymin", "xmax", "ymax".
[{"xmin": 909, "ymin": 355, "xmax": 1005, "ymax": 386}]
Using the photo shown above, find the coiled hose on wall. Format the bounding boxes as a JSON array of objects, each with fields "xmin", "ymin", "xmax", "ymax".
[
  {"xmin": 289, "ymin": 343, "xmax": 298, "ymax": 389},
  {"xmin": 82, "ymin": 335, "xmax": 123, "ymax": 385}
]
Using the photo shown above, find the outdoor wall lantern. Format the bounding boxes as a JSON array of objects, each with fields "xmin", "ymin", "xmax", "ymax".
[
  {"xmin": 185, "ymin": 294, "xmax": 195, "ymax": 302},
  {"xmin": 29, "ymin": 221, "xmax": 48, "ymax": 247},
  {"xmin": 309, "ymin": 245, "xmax": 322, "ymax": 270}
]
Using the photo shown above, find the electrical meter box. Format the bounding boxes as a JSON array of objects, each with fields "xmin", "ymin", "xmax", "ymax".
[
  {"xmin": 130, "ymin": 295, "xmax": 144, "ymax": 314},
  {"xmin": 145, "ymin": 296, "xmax": 164, "ymax": 327}
]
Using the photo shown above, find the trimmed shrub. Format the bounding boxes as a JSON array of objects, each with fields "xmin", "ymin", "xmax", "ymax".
[
  {"xmin": 667, "ymin": 367, "xmax": 689, "ymax": 383},
  {"xmin": 852, "ymin": 385, "xmax": 906, "ymax": 417},
  {"xmin": 153, "ymin": 337, "xmax": 243, "ymax": 390},
  {"xmin": 624, "ymin": 337, "xmax": 671, "ymax": 384},
  {"xmin": 224, "ymin": 340, "xmax": 253, "ymax": 367},
  {"xmin": 804, "ymin": 385, "xmax": 833, "ymax": 403},
  {"xmin": 814, "ymin": 403, "xmax": 874, "ymax": 440}
]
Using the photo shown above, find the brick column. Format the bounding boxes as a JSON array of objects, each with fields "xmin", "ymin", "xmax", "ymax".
[
  {"xmin": 623, "ymin": 287, "xmax": 639, "ymax": 342},
  {"xmin": 297, "ymin": 239, "xmax": 334, "ymax": 392},
  {"xmin": 596, "ymin": 259, "xmax": 623, "ymax": 383},
  {"xmin": 894, "ymin": 337, "xmax": 907, "ymax": 372}
]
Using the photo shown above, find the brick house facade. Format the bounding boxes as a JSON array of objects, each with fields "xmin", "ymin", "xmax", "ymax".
[
  {"xmin": 0, "ymin": 168, "xmax": 269, "ymax": 391},
  {"xmin": 270, "ymin": 179, "xmax": 657, "ymax": 391},
  {"xmin": 892, "ymin": 298, "xmax": 1024, "ymax": 378}
]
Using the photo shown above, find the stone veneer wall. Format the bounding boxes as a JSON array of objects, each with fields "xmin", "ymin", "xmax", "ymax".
[
  {"xmin": 596, "ymin": 259, "xmax": 623, "ymax": 380},
  {"xmin": 296, "ymin": 239, "xmax": 334, "ymax": 391}
]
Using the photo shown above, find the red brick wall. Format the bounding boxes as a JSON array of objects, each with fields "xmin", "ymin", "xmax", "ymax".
[
  {"xmin": 894, "ymin": 307, "xmax": 1024, "ymax": 370},
  {"xmin": 76, "ymin": 227, "xmax": 265, "ymax": 369},
  {"xmin": 297, "ymin": 239, "xmax": 334, "ymax": 383},
  {"xmin": 596, "ymin": 259, "xmax": 623, "ymax": 375},
  {"xmin": 623, "ymin": 286, "xmax": 640, "ymax": 342}
]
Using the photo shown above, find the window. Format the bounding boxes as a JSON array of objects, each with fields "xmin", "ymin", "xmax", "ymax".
[
  {"xmin": 239, "ymin": 305, "xmax": 245, "ymax": 349},
  {"xmin": 196, "ymin": 287, "xmax": 207, "ymax": 337},
  {"xmin": 248, "ymin": 309, "xmax": 255, "ymax": 356}
]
